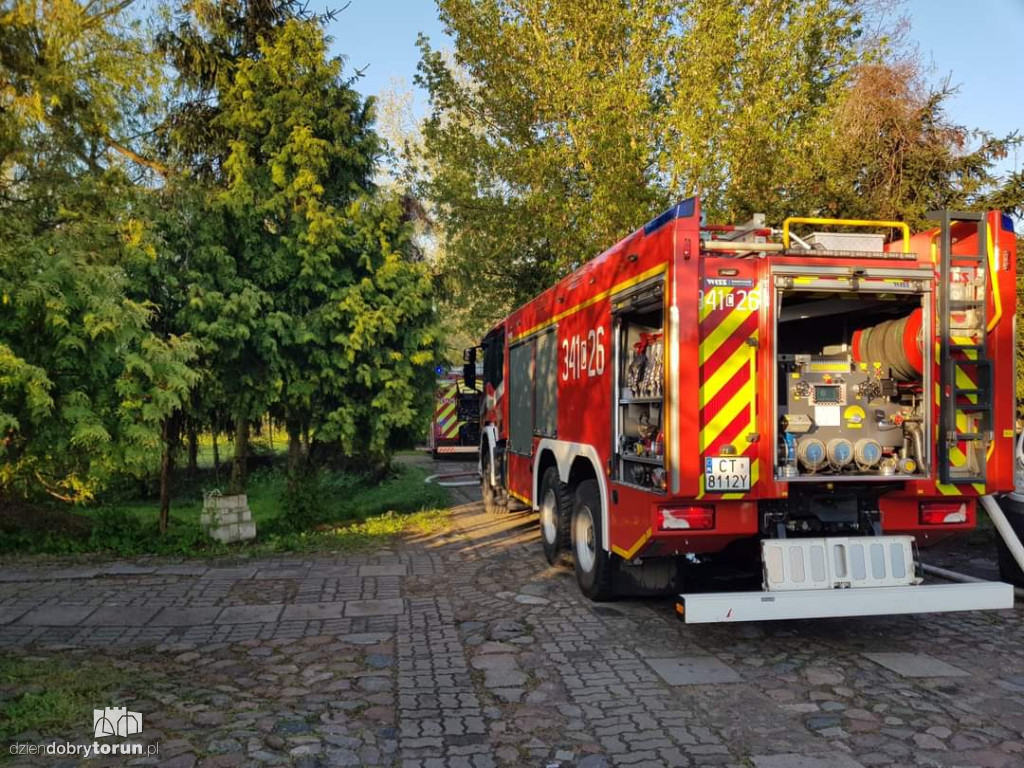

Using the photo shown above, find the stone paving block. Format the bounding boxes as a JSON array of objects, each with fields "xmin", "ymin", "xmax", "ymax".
[
  {"xmin": 215, "ymin": 604, "xmax": 284, "ymax": 624},
  {"xmin": 254, "ymin": 568, "xmax": 311, "ymax": 580},
  {"xmin": 46, "ymin": 567, "xmax": 102, "ymax": 580},
  {"xmin": 103, "ymin": 563, "xmax": 157, "ymax": 576},
  {"xmin": 82, "ymin": 606, "xmax": 160, "ymax": 627},
  {"xmin": 862, "ymin": 652, "xmax": 968, "ymax": 678},
  {"xmin": 0, "ymin": 606, "xmax": 28, "ymax": 625},
  {"xmin": 201, "ymin": 567, "xmax": 258, "ymax": 581},
  {"xmin": 359, "ymin": 564, "xmax": 408, "ymax": 578},
  {"xmin": 149, "ymin": 607, "xmax": 224, "ymax": 626},
  {"xmin": 753, "ymin": 755, "xmax": 864, "ymax": 768},
  {"xmin": 0, "ymin": 571, "xmax": 38, "ymax": 582},
  {"xmin": 339, "ymin": 632, "xmax": 392, "ymax": 645},
  {"xmin": 344, "ymin": 598, "xmax": 405, "ymax": 617},
  {"xmin": 17, "ymin": 605, "xmax": 96, "ymax": 626},
  {"xmin": 646, "ymin": 656, "xmax": 742, "ymax": 685},
  {"xmin": 154, "ymin": 565, "xmax": 210, "ymax": 577},
  {"xmin": 281, "ymin": 602, "xmax": 347, "ymax": 622}
]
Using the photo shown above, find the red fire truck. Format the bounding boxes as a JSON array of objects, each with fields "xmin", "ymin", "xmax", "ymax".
[
  {"xmin": 472, "ymin": 196, "xmax": 1018, "ymax": 622},
  {"xmin": 428, "ymin": 368, "xmax": 482, "ymax": 457}
]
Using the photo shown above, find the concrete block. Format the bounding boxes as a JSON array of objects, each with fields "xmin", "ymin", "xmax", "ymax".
[
  {"xmin": 753, "ymin": 756, "xmax": 864, "ymax": 768},
  {"xmin": 216, "ymin": 604, "xmax": 283, "ymax": 624},
  {"xmin": 359, "ymin": 564, "xmax": 408, "ymax": 578},
  {"xmin": 18, "ymin": 606, "xmax": 97, "ymax": 626},
  {"xmin": 202, "ymin": 493, "xmax": 256, "ymax": 543},
  {"xmin": 281, "ymin": 602, "xmax": 347, "ymax": 622},
  {"xmin": 82, "ymin": 606, "xmax": 160, "ymax": 627},
  {"xmin": 344, "ymin": 598, "xmax": 405, "ymax": 617},
  {"xmin": 149, "ymin": 607, "xmax": 223, "ymax": 626},
  {"xmin": 862, "ymin": 652, "xmax": 968, "ymax": 678},
  {"xmin": 646, "ymin": 656, "xmax": 742, "ymax": 685}
]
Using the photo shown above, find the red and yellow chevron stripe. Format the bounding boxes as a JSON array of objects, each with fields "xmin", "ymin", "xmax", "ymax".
[
  {"xmin": 435, "ymin": 384, "xmax": 460, "ymax": 439},
  {"xmin": 936, "ymin": 335, "xmax": 987, "ymax": 496},
  {"xmin": 697, "ymin": 282, "xmax": 759, "ymax": 499}
]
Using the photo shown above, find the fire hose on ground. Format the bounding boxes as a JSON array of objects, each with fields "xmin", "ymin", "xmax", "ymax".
[{"xmin": 424, "ymin": 471, "xmax": 481, "ymax": 488}]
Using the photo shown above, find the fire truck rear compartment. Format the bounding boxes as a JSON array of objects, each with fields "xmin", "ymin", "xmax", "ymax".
[{"xmin": 775, "ymin": 286, "xmax": 930, "ymax": 483}]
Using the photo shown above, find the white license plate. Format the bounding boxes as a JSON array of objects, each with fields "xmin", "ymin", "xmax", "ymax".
[{"xmin": 705, "ymin": 456, "xmax": 750, "ymax": 492}]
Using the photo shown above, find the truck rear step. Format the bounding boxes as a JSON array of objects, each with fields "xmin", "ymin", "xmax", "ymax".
[{"xmin": 676, "ymin": 582, "xmax": 1013, "ymax": 623}]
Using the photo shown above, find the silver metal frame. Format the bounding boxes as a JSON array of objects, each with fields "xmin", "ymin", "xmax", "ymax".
[
  {"xmin": 677, "ymin": 581, "xmax": 1014, "ymax": 623},
  {"xmin": 610, "ymin": 276, "xmax": 668, "ymax": 494},
  {"xmin": 771, "ymin": 266, "xmax": 934, "ymax": 483}
]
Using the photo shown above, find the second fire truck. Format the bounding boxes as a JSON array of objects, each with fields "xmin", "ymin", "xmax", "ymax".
[{"xmin": 471, "ymin": 196, "xmax": 1017, "ymax": 622}]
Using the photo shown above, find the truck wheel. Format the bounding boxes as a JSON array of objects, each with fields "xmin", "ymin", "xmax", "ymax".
[
  {"xmin": 997, "ymin": 540, "xmax": 1024, "ymax": 587},
  {"xmin": 482, "ymin": 453, "xmax": 507, "ymax": 515},
  {"xmin": 571, "ymin": 479, "xmax": 615, "ymax": 601},
  {"xmin": 539, "ymin": 466, "xmax": 570, "ymax": 565},
  {"xmin": 995, "ymin": 496, "xmax": 1024, "ymax": 588}
]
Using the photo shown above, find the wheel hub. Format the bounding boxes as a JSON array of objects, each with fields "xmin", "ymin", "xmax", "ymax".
[
  {"xmin": 574, "ymin": 505, "xmax": 596, "ymax": 572},
  {"xmin": 540, "ymin": 488, "xmax": 557, "ymax": 543}
]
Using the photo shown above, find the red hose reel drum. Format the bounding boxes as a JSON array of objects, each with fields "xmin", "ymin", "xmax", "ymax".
[{"xmin": 851, "ymin": 308, "xmax": 923, "ymax": 381}]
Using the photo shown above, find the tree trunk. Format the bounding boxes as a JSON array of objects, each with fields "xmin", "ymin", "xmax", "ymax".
[
  {"xmin": 286, "ymin": 419, "xmax": 303, "ymax": 493},
  {"xmin": 187, "ymin": 421, "xmax": 199, "ymax": 477},
  {"xmin": 268, "ymin": 416, "xmax": 274, "ymax": 453},
  {"xmin": 212, "ymin": 430, "xmax": 220, "ymax": 479},
  {"xmin": 229, "ymin": 417, "xmax": 249, "ymax": 494},
  {"xmin": 159, "ymin": 417, "xmax": 176, "ymax": 534}
]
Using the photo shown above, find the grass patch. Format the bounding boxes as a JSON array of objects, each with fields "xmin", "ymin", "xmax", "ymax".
[
  {"xmin": 0, "ymin": 464, "xmax": 450, "ymax": 558},
  {"xmin": 259, "ymin": 508, "xmax": 450, "ymax": 552},
  {"xmin": 0, "ymin": 656, "xmax": 128, "ymax": 742}
]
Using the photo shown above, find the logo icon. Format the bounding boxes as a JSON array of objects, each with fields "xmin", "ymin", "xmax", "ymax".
[{"xmin": 93, "ymin": 707, "xmax": 142, "ymax": 738}]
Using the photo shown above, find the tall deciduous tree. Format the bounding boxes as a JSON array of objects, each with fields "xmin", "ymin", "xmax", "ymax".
[
  {"xmin": 418, "ymin": 0, "xmax": 1021, "ymax": 335},
  {"xmin": 416, "ymin": 0, "xmax": 873, "ymax": 329}
]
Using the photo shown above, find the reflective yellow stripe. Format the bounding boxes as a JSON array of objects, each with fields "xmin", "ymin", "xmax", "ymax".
[
  {"xmin": 511, "ymin": 263, "xmax": 668, "ymax": 341},
  {"xmin": 987, "ymin": 222, "xmax": 1002, "ymax": 332},
  {"xmin": 700, "ymin": 385, "xmax": 752, "ymax": 452},
  {"xmin": 612, "ymin": 527, "xmax": 652, "ymax": 559}
]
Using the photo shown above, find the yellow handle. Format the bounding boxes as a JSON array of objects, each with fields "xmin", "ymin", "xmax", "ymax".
[
  {"xmin": 782, "ymin": 217, "xmax": 911, "ymax": 254},
  {"xmin": 986, "ymin": 217, "xmax": 1001, "ymax": 332}
]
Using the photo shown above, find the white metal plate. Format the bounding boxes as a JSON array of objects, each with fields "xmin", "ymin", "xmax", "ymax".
[
  {"xmin": 762, "ymin": 536, "xmax": 917, "ymax": 592},
  {"xmin": 677, "ymin": 582, "xmax": 1014, "ymax": 624},
  {"xmin": 704, "ymin": 456, "xmax": 750, "ymax": 492}
]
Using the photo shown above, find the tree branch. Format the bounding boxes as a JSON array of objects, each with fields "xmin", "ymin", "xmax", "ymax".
[{"xmin": 106, "ymin": 137, "xmax": 172, "ymax": 178}]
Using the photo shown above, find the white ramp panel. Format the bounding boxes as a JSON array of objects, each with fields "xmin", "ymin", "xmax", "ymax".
[{"xmin": 762, "ymin": 537, "xmax": 917, "ymax": 591}]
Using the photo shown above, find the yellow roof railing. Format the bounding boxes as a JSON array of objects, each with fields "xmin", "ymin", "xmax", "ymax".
[{"xmin": 782, "ymin": 217, "xmax": 911, "ymax": 254}]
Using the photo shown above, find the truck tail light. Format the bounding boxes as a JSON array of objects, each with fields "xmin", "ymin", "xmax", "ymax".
[
  {"xmin": 658, "ymin": 505, "xmax": 714, "ymax": 531},
  {"xmin": 919, "ymin": 502, "xmax": 968, "ymax": 525}
]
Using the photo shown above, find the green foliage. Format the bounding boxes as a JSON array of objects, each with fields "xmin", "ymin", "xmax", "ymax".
[
  {"xmin": 0, "ymin": 0, "xmax": 198, "ymax": 502},
  {"xmin": 789, "ymin": 62, "xmax": 1024, "ymax": 230},
  {"xmin": 0, "ymin": 464, "xmax": 449, "ymax": 556},
  {"xmin": 0, "ymin": 656, "xmax": 129, "ymax": 742},
  {"xmin": 208, "ymin": 20, "xmax": 440, "ymax": 471},
  {"xmin": 417, "ymin": 1, "xmax": 1022, "ymax": 332},
  {"xmin": 1, "ymin": 0, "xmax": 442, "ymax": 514}
]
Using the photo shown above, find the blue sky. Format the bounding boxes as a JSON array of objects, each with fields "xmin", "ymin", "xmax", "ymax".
[{"xmin": 320, "ymin": 0, "xmax": 1023, "ymax": 174}]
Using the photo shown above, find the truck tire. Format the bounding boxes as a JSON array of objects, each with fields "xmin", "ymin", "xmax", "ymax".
[
  {"xmin": 539, "ymin": 466, "xmax": 571, "ymax": 565},
  {"xmin": 482, "ymin": 452, "xmax": 507, "ymax": 515},
  {"xmin": 571, "ymin": 479, "xmax": 616, "ymax": 601},
  {"xmin": 995, "ymin": 495, "xmax": 1024, "ymax": 588},
  {"xmin": 997, "ymin": 539, "xmax": 1024, "ymax": 588}
]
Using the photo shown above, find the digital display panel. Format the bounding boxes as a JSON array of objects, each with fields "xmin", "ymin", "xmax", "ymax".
[{"xmin": 813, "ymin": 384, "xmax": 842, "ymax": 403}]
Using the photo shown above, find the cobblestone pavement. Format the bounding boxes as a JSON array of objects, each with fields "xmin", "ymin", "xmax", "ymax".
[{"xmin": 2, "ymin": 458, "xmax": 1024, "ymax": 767}]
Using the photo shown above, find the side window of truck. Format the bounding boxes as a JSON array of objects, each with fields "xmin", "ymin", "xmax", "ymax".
[{"xmin": 484, "ymin": 331, "xmax": 504, "ymax": 388}]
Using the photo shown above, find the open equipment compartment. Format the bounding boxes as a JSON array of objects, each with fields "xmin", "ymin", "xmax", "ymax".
[
  {"xmin": 613, "ymin": 278, "xmax": 666, "ymax": 492},
  {"xmin": 773, "ymin": 267, "xmax": 934, "ymax": 482}
]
